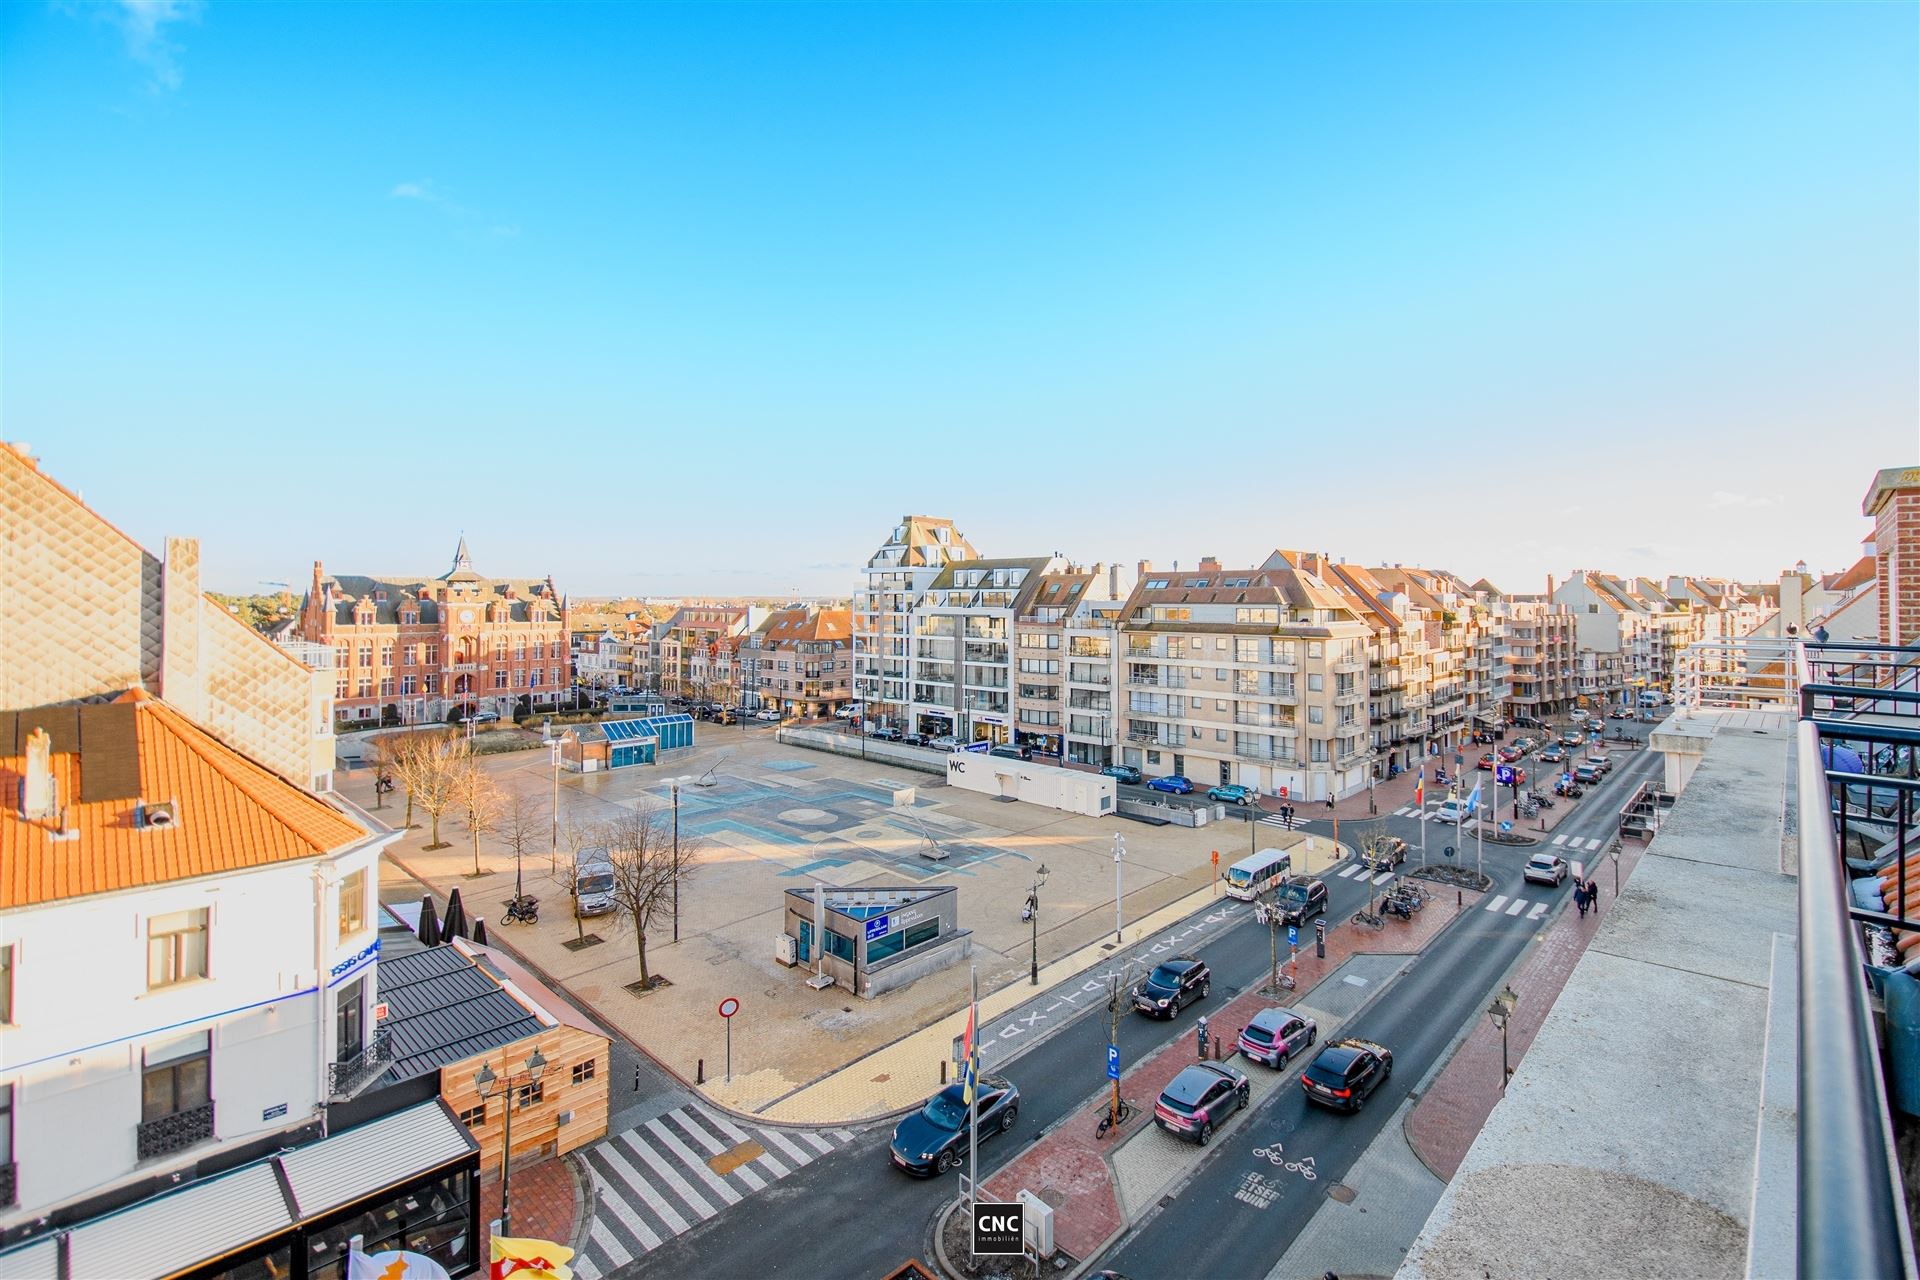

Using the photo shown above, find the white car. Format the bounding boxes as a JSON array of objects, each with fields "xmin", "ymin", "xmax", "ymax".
[
  {"xmin": 834, "ymin": 705, "xmax": 858, "ymax": 719},
  {"xmin": 1432, "ymin": 799, "xmax": 1476, "ymax": 825},
  {"xmin": 1524, "ymin": 853, "xmax": 1569, "ymax": 886},
  {"xmin": 754, "ymin": 708, "xmax": 781, "ymax": 722}
]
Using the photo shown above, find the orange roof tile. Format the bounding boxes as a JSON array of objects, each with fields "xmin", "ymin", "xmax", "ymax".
[{"xmin": 1, "ymin": 696, "xmax": 369, "ymax": 910}]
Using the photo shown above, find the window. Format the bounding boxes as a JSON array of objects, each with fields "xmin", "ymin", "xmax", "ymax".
[
  {"xmin": 1145, "ymin": 579, "xmax": 1170, "ymax": 589},
  {"xmin": 380, "ymin": 644, "xmax": 394, "ymax": 668},
  {"xmin": 379, "ymin": 677, "xmax": 395, "ymax": 697},
  {"xmin": 1308, "ymin": 642, "xmax": 1324, "ymax": 659},
  {"xmin": 1216, "ymin": 668, "xmax": 1228, "ymax": 680},
  {"xmin": 495, "ymin": 670, "xmax": 509, "ymax": 689},
  {"xmin": 516, "ymin": 1080, "xmax": 544, "ymax": 1109},
  {"xmin": 401, "ymin": 675, "xmax": 417, "ymax": 696},
  {"xmin": 0, "ymin": 944, "xmax": 11, "ymax": 1024},
  {"xmin": 336, "ymin": 977, "xmax": 364, "ymax": 1062},
  {"xmin": 572, "ymin": 1059, "xmax": 596, "ymax": 1086},
  {"xmin": 1310, "ymin": 738, "xmax": 1330, "ymax": 763},
  {"xmin": 0, "ymin": 1083, "xmax": 11, "ymax": 1200},
  {"xmin": 1308, "ymin": 674, "xmax": 1324, "ymax": 692},
  {"xmin": 357, "ymin": 644, "xmax": 373, "ymax": 667},
  {"xmin": 904, "ymin": 920, "xmax": 941, "ymax": 949},
  {"xmin": 459, "ymin": 1103, "xmax": 486, "ymax": 1128},
  {"xmin": 1215, "ymin": 700, "xmax": 1228, "ymax": 711},
  {"xmin": 404, "ymin": 644, "xmax": 418, "ymax": 666},
  {"xmin": 141, "ymin": 1032, "xmax": 210, "ymax": 1123},
  {"xmin": 1309, "ymin": 706, "xmax": 1325, "ymax": 724},
  {"xmin": 338, "ymin": 869, "xmax": 367, "ymax": 939},
  {"xmin": 425, "ymin": 674, "xmax": 439, "ymax": 694},
  {"xmin": 425, "ymin": 643, "xmax": 439, "ymax": 664},
  {"xmin": 147, "ymin": 909, "xmax": 209, "ymax": 988},
  {"xmin": 824, "ymin": 929, "xmax": 856, "ymax": 962},
  {"xmin": 337, "ymin": 676, "xmax": 350, "ymax": 699},
  {"xmin": 357, "ymin": 677, "xmax": 373, "ymax": 698}
]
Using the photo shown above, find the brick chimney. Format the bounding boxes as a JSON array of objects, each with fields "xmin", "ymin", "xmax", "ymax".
[{"xmin": 21, "ymin": 727, "xmax": 56, "ymax": 820}]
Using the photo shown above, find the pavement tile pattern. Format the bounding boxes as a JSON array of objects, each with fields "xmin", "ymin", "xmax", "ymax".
[
  {"xmin": 572, "ymin": 1103, "xmax": 859, "ymax": 1279},
  {"xmin": 479, "ymin": 1157, "xmax": 580, "ymax": 1262}
]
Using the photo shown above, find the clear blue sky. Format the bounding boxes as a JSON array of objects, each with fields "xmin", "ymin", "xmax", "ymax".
[{"xmin": 5, "ymin": 1, "xmax": 1915, "ymax": 597}]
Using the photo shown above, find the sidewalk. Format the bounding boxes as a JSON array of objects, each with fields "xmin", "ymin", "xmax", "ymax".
[
  {"xmin": 1404, "ymin": 833, "xmax": 1648, "ymax": 1178},
  {"xmin": 478, "ymin": 1157, "xmax": 584, "ymax": 1260},
  {"xmin": 960, "ymin": 881, "xmax": 1481, "ymax": 1265}
]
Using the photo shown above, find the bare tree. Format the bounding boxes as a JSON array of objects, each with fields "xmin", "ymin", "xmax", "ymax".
[
  {"xmin": 455, "ymin": 759, "xmax": 504, "ymax": 877},
  {"xmin": 598, "ymin": 803, "xmax": 699, "ymax": 988},
  {"xmin": 495, "ymin": 782, "xmax": 549, "ymax": 893},
  {"xmin": 390, "ymin": 730, "xmax": 463, "ymax": 849},
  {"xmin": 551, "ymin": 820, "xmax": 605, "ymax": 947},
  {"xmin": 364, "ymin": 737, "xmax": 395, "ymax": 811},
  {"xmin": 1357, "ymin": 820, "xmax": 1396, "ymax": 917}
]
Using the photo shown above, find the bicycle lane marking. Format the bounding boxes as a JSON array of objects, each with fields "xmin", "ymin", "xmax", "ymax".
[{"xmin": 963, "ymin": 902, "xmax": 1251, "ymax": 1069}]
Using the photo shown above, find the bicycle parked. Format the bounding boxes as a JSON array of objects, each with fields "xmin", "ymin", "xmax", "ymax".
[
  {"xmin": 1095, "ymin": 1098, "xmax": 1137, "ymax": 1139},
  {"xmin": 501, "ymin": 893, "xmax": 540, "ymax": 925}
]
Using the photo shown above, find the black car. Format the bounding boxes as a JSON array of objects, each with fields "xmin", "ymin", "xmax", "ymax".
[
  {"xmin": 870, "ymin": 727, "xmax": 904, "ymax": 742},
  {"xmin": 1573, "ymin": 764, "xmax": 1600, "ymax": 784},
  {"xmin": 1361, "ymin": 837, "xmax": 1408, "ymax": 872},
  {"xmin": 888, "ymin": 1076, "xmax": 1019, "ymax": 1175},
  {"xmin": 1153, "ymin": 1062, "xmax": 1250, "ymax": 1145},
  {"xmin": 1101, "ymin": 764, "xmax": 1143, "ymax": 785},
  {"xmin": 1133, "ymin": 956, "xmax": 1210, "ymax": 1017},
  {"xmin": 1301, "ymin": 1038, "xmax": 1393, "ymax": 1112},
  {"xmin": 1272, "ymin": 877, "xmax": 1328, "ymax": 925},
  {"xmin": 901, "ymin": 732, "xmax": 929, "ymax": 747},
  {"xmin": 989, "ymin": 743, "xmax": 1033, "ymax": 760}
]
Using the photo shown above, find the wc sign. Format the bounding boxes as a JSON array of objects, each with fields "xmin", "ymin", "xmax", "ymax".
[{"xmin": 972, "ymin": 1201, "xmax": 1025, "ymax": 1256}]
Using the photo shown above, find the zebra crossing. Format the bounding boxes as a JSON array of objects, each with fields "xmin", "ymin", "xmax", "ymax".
[
  {"xmin": 573, "ymin": 1103, "xmax": 860, "ymax": 1279},
  {"xmin": 1482, "ymin": 892, "xmax": 1553, "ymax": 921},
  {"xmin": 1332, "ymin": 862, "xmax": 1398, "ymax": 886},
  {"xmin": 1550, "ymin": 834, "xmax": 1608, "ymax": 852},
  {"xmin": 1257, "ymin": 813, "xmax": 1294, "ymax": 828}
]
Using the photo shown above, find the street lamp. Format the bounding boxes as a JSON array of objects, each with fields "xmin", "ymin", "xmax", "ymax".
[
  {"xmin": 668, "ymin": 775, "xmax": 693, "ymax": 942},
  {"xmin": 548, "ymin": 729, "xmax": 575, "ymax": 870},
  {"xmin": 473, "ymin": 1046, "xmax": 548, "ymax": 1235},
  {"xmin": 1487, "ymin": 984, "xmax": 1519, "ymax": 1092},
  {"xmin": 1112, "ymin": 833, "xmax": 1126, "ymax": 944},
  {"xmin": 1026, "ymin": 863, "xmax": 1050, "ymax": 986}
]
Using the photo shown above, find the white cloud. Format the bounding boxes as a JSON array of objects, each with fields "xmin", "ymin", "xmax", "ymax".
[
  {"xmin": 389, "ymin": 181, "xmax": 433, "ymax": 201},
  {"xmin": 1707, "ymin": 490, "xmax": 1782, "ymax": 510},
  {"xmin": 387, "ymin": 180, "xmax": 518, "ymax": 243},
  {"xmin": 104, "ymin": 0, "xmax": 204, "ymax": 91}
]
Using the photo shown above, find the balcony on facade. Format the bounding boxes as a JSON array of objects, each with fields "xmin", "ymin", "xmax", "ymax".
[
  {"xmin": 1129, "ymin": 668, "xmax": 1188, "ymax": 690},
  {"xmin": 1233, "ymin": 674, "xmax": 1295, "ymax": 700},
  {"xmin": 136, "ymin": 1101, "xmax": 217, "ymax": 1161},
  {"xmin": 1233, "ymin": 739, "xmax": 1295, "ymax": 764},
  {"xmin": 1126, "ymin": 721, "xmax": 1185, "ymax": 747}
]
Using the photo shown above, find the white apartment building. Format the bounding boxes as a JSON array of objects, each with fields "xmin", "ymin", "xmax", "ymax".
[
  {"xmin": 0, "ymin": 693, "xmax": 394, "ymax": 1243},
  {"xmin": 911, "ymin": 557, "xmax": 1065, "ymax": 745},
  {"xmin": 853, "ymin": 516, "xmax": 981, "ymax": 731}
]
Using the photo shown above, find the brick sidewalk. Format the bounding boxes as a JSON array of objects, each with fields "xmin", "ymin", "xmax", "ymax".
[
  {"xmin": 1404, "ymin": 835, "xmax": 1650, "ymax": 1179},
  {"xmin": 976, "ymin": 877, "xmax": 1481, "ymax": 1261},
  {"xmin": 478, "ymin": 1155, "xmax": 582, "ymax": 1256}
]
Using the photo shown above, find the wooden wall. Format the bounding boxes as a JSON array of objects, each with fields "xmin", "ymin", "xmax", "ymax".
[{"xmin": 440, "ymin": 1024, "xmax": 610, "ymax": 1170}]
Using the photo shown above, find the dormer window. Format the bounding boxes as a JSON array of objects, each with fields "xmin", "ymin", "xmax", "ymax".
[{"xmin": 375, "ymin": 590, "xmax": 388, "ymax": 603}]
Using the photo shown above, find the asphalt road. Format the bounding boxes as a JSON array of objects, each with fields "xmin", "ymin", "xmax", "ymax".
[{"xmin": 615, "ymin": 725, "xmax": 1661, "ymax": 1280}]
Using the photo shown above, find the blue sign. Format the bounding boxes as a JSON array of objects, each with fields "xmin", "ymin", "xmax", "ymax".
[
  {"xmin": 1562, "ymin": 772, "xmax": 1573, "ymax": 785},
  {"xmin": 863, "ymin": 914, "xmax": 891, "ymax": 942},
  {"xmin": 1500, "ymin": 820, "xmax": 1513, "ymax": 832},
  {"xmin": 1287, "ymin": 924, "xmax": 1299, "ymax": 947},
  {"xmin": 1495, "ymin": 765, "xmax": 1515, "ymax": 786},
  {"xmin": 1107, "ymin": 1044, "xmax": 1121, "ymax": 1080}
]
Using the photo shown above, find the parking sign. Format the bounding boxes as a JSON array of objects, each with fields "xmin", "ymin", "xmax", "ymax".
[
  {"xmin": 1107, "ymin": 1044, "xmax": 1120, "ymax": 1080},
  {"xmin": 1287, "ymin": 924, "xmax": 1299, "ymax": 947},
  {"xmin": 1495, "ymin": 765, "xmax": 1515, "ymax": 786}
]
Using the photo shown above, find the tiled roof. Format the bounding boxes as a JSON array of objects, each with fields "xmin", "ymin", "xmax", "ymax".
[
  {"xmin": 0, "ymin": 691, "xmax": 369, "ymax": 910},
  {"xmin": 1827, "ymin": 556, "xmax": 1875, "ymax": 594}
]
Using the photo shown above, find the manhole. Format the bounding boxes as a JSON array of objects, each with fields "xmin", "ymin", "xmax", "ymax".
[{"xmin": 1328, "ymin": 1183, "xmax": 1356, "ymax": 1203}]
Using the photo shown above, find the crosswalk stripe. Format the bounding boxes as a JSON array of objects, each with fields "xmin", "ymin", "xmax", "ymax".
[
  {"xmin": 1551, "ymin": 834, "xmax": 1568, "ymax": 846},
  {"xmin": 588, "ymin": 1218, "xmax": 632, "ymax": 1270},
  {"xmin": 599, "ymin": 1141, "xmax": 691, "ymax": 1233},
  {"xmin": 831, "ymin": 1128, "xmax": 856, "ymax": 1143},
  {"xmin": 797, "ymin": 1128, "xmax": 837, "ymax": 1154},
  {"xmin": 668, "ymin": 1108, "xmax": 770, "ymax": 1192},
  {"xmin": 1505, "ymin": 898, "xmax": 1527, "ymax": 916},
  {"xmin": 588, "ymin": 1163, "xmax": 665, "ymax": 1250},
  {"xmin": 647, "ymin": 1117, "xmax": 743, "ymax": 1205},
  {"xmin": 759, "ymin": 1126, "xmax": 817, "ymax": 1167},
  {"xmin": 621, "ymin": 1129, "xmax": 720, "ymax": 1220},
  {"xmin": 1371, "ymin": 872, "xmax": 1395, "ymax": 886},
  {"xmin": 573, "ymin": 1252, "xmax": 603, "ymax": 1280},
  {"xmin": 1528, "ymin": 902, "xmax": 1550, "ymax": 920},
  {"xmin": 1336, "ymin": 864, "xmax": 1361, "ymax": 879},
  {"xmin": 692, "ymin": 1103, "xmax": 757, "ymax": 1147},
  {"xmin": 1586, "ymin": 837, "xmax": 1605, "ymax": 851},
  {"xmin": 1486, "ymin": 895, "xmax": 1509, "ymax": 913},
  {"xmin": 1393, "ymin": 806, "xmax": 1414, "ymax": 817}
]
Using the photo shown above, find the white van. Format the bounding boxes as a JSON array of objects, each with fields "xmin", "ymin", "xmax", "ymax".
[{"xmin": 573, "ymin": 847, "xmax": 616, "ymax": 916}]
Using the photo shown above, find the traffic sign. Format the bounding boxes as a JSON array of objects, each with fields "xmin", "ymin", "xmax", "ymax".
[
  {"xmin": 1107, "ymin": 1044, "xmax": 1121, "ymax": 1080},
  {"xmin": 1287, "ymin": 924, "xmax": 1299, "ymax": 947},
  {"xmin": 718, "ymin": 997, "xmax": 741, "ymax": 1019},
  {"xmin": 1499, "ymin": 820, "xmax": 1512, "ymax": 832},
  {"xmin": 1279, "ymin": 786, "xmax": 1289, "ymax": 799},
  {"xmin": 1495, "ymin": 765, "xmax": 1515, "ymax": 786}
]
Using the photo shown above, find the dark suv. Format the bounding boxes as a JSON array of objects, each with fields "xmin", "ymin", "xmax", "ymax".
[
  {"xmin": 1153, "ymin": 1062, "xmax": 1250, "ymax": 1145},
  {"xmin": 1272, "ymin": 877, "xmax": 1328, "ymax": 925},
  {"xmin": 1301, "ymin": 1038, "xmax": 1393, "ymax": 1112},
  {"xmin": 1133, "ymin": 956, "xmax": 1210, "ymax": 1018}
]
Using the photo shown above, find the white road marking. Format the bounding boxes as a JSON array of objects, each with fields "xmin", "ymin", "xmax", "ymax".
[
  {"xmin": 587, "ymin": 1218, "xmax": 633, "ymax": 1269},
  {"xmin": 797, "ymin": 1128, "xmax": 837, "ymax": 1154},
  {"xmin": 646, "ymin": 1117, "xmax": 743, "ymax": 1205},
  {"xmin": 1551, "ymin": 834, "xmax": 1568, "ymax": 846},
  {"xmin": 1485, "ymin": 895, "xmax": 1509, "ymax": 913},
  {"xmin": 1505, "ymin": 898, "xmax": 1527, "ymax": 916},
  {"xmin": 1372, "ymin": 872, "xmax": 1395, "ymax": 886},
  {"xmin": 590, "ymin": 1167, "xmax": 665, "ymax": 1250},
  {"xmin": 600, "ymin": 1142, "xmax": 691, "ymax": 1234},
  {"xmin": 1528, "ymin": 902, "xmax": 1550, "ymax": 920},
  {"xmin": 759, "ymin": 1126, "xmax": 817, "ymax": 1168},
  {"xmin": 1337, "ymin": 865, "xmax": 1361, "ymax": 879}
]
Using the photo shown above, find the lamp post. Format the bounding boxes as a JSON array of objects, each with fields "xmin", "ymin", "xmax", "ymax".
[
  {"xmin": 548, "ymin": 730, "xmax": 574, "ymax": 870},
  {"xmin": 473, "ymin": 1047, "xmax": 548, "ymax": 1236},
  {"xmin": 1487, "ymin": 984, "xmax": 1518, "ymax": 1092},
  {"xmin": 668, "ymin": 776, "xmax": 692, "ymax": 942},
  {"xmin": 1027, "ymin": 863, "xmax": 1050, "ymax": 986},
  {"xmin": 1112, "ymin": 833, "xmax": 1126, "ymax": 944}
]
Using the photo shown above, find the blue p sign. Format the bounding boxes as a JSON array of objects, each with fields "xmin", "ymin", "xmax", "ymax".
[
  {"xmin": 1287, "ymin": 924, "xmax": 1299, "ymax": 947},
  {"xmin": 1496, "ymin": 765, "xmax": 1514, "ymax": 785},
  {"xmin": 1107, "ymin": 1044, "xmax": 1121, "ymax": 1080}
]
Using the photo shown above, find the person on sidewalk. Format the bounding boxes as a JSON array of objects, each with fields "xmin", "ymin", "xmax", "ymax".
[
  {"xmin": 1586, "ymin": 878, "xmax": 1600, "ymax": 912},
  {"xmin": 1575, "ymin": 882, "xmax": 1589, "ymax": 918}
]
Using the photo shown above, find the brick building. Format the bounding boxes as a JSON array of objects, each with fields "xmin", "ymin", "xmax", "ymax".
[
  {"xmin": 1864, "ymin": 465, "xmax": 1920, "ymax": 645},
  {"xmin": 298, "ymin": 538, "xmax": 571, "ymax": 727},
  {"xmin": 741, "ymin": 606, "xmax": 854, "ymax": 718}
]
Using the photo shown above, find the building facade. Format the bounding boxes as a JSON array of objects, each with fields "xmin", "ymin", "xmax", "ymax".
[
  {"xmin": 852, "ymin": 517, "xmax": 981, "ymax": 731},
  {"xmin": 297, "ymin": 539, "xmax": 572, "ymax": 727},
  {"xmin": 741, "ymin": 606, "xmax": 854, "ymax": 718}
]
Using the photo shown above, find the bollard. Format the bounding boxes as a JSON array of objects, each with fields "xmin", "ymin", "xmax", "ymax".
[
  {"xmin": 634, "ymin": 1065, "xmax": 641, "ymax": 1093},
  {"xmin": 941, "ymin": 1059, "xmax": 948, "ymax": 1085},
  {"xmin": 1457, "ymin": 889, "xmax": 1463, "ymax": 910},
  {"xmin": 697, "ymin": 1058, "xmax": 705, "ymax": 1085}
]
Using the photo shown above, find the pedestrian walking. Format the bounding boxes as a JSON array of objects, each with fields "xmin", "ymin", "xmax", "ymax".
[
  {"xmin": 1575, "ymin": 882, "xmax": 1589, "ymax": 918},
  {"xmin": 1586, "ymin": 878, "xmax": 1600, "ymax": 912},
  {"xmin": 1325, "ymin": 795, "xmax": 1335, "ymax": 811}
]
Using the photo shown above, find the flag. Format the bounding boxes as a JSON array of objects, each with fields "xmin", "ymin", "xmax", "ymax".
[
  {"xmin": 1414, "ymin": 768, "xmax": 1424, "ymax": 808},
  {"xmin": 960, "ymin": 1001, "xmax": 978, "ymax": 1105},
  {"xmin": 1466, "ymin": 781, "xmax": 1483, "ymax": 813},
  {"xmin": 348, "ymin": 1250, "xmax": 453, "ymax": 1280},
  {"xmin": 489, "ymin": 1237, "xmax": 575, "ymax": 1280}
]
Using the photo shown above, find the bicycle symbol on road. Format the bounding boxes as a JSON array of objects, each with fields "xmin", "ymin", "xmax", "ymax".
[{"xmin": 1251, "ymin": 1145, "xmax": 1318, "ymax": 1181}]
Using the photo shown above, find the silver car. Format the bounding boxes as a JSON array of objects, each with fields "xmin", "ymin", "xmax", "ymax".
[
  {"xmin": 1524, "ymin": 853, "xmax": 1568, "ymax": 886},
  {"xmin": 1236, "ymin": 1008, "xmax": 1318, "ymax": 1068}
]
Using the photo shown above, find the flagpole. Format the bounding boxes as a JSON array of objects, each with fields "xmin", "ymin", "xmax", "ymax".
[
  {"xmin": 1418, "ymin": 768, "xmax": 1427, "ymax": 867},
  {"xmin": 967, "ymin": 964, "xmax": 979, "ymax": 1211},
  {"xmin": 1476, "ymin": 780, "xmax": 1485, "ymax": 882}
]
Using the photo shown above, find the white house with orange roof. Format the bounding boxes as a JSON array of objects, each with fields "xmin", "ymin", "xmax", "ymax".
[{"xmin": 0, "ymin": 690, "xmax": 414, "ymax": 1259}]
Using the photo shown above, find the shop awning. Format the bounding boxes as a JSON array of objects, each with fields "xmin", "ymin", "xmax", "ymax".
[
  {"xmin": 280, "ymin": 1100, "xmax": 475, "ymax": 1219},
  {"xmin": 65, "ymin": 1163, "xmax": 291, "ymax": 1280}
]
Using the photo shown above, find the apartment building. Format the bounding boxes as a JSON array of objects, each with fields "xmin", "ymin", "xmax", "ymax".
[
  {"xmin": 297, "ymin": 539, "xmax": 572, "ymax": 727},
  {"xmin": 2, "ymin": 443, "xmax": 335, "ymax": 791},
  {"xmin": 1115, "ymin": 554, "xmax": 1373, "ymax": 801},
  {"xmin": 1503, "ymin": 595, "xmax": 1579, "ymax": 722},
  {"xmin": 1321, "ymin": 562, "xmax": 1436, "ymax": 776},
  {"xmin": 909, "ymin": 557, "xmax": 1065, "ymax": 745},
  {"xmin": 852, "ymin": 516, "xmax": 981, "ymax": 731},
  {"xmin": 742, "ymin": 606, "xmax": 854, "ymax": 718},
  {"xmin": 656, "ymin": 605, "xmax": 760, "ymax": 701},
  {"xmin": 1368, "ymin": 567, "xmax": 1489, "ymax": 759},
  {"xmin": 0, "ymin": 696, "xmax": 487, "ymax": 1280}
]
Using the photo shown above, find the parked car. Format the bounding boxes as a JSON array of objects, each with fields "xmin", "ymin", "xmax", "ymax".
[
  {"xmin": 988, "ymin": 743, "xmax": 1032, "ymax": 760},
  {"xmin": 1497, "ymin": 747, "xmax": 1522, "ymax": 764},
  {"xmin": 1301, "ymin": 1039, "xmax": 1393, "ymax": 1112},
  {"xmin": 1524, "ymin": 852, "xmax": 1569, "ymax": 886},
  {"xmin": 1540, "ymin": 746, "xmax": 1567, "ymax": 764},
  {"xmin": 1361, "ymin": 837, "xmax": 1408, "ymax": 872},
  {"xmin": 1236, "ymin": 1013, "xmax": 1313, "ymax": 1074},
  {"xmin": 902, "ymin": 733, "xmax": 929, "ymax": 747},
  {"xmin": 754, "ymin": 708, "xmax": 781, "ymax": 722},
  {"xmin": 888, "ymin": 1076, "xmax": 1019, "ymax": 1175},
  {"xmin": 929, "ymin": 735, "xmax": 959, "ymax": 750},
  {"xmin": 1237, "ymin": 1009, "xmax": 1318, "ymax": 1069},
  {"xmin": 1153, "ymin": 1062, "xmax": 1250, "ymax": 1145},
  {"xmin": 834, "ymin": 705, "xmax": 858, "ymax": 719},
  {"xmin": 1477, "ymin": 753, "xmax": 1496, "ymax": 771},
  {"xmin": 1133, "ymin": 956, "xmax": 1211, "ymax": 1017},
  {"xmin": 1608, "ymin": 708, "xmax": 1632, "ymax": 720},
  {"xmin": 1573, "ymin": 764, "xmax": 1601, "ymax": 784},
  {"xmin": 712, "ymin": 709, "xmax": 737, "ymax": 725},
  {"xmin": 1101, "ymin": 764, "xmax": 1143, "ymax": 785},
  {"xmin": 1273, "ymin": 876, "xmax": 1329, "ymax": 924},
  {"xmin": 870, "ymin": 727, "xmax": 904, "ymax": 742},
  {"xmin": 1559, "ymin": 732, "xmax": 1585, "ymax": 747},
  {"xmin": 1584, "ymin": 754, "xmax": 1613, "ymax": 775},
  {"xmin": 1207, "ymin": 783, "xmax": 1255, "ymax": 806},
  {"xmin": 1146, "ymin": 775, "xmax": 1195, "ymax": 795},
  {"xmin": 1512, "ymin": 737, "xmax": 1536, "ymax": 754}
]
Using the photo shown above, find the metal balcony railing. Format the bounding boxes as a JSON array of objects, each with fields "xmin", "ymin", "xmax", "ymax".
[
  {"xmin": 0, "ymin": 1160, "xmax": 14, "ymax": 1208},
  {"xmin": 137, "ymin": 1102, "xmax": 215, "ymax": 1160},
  {"xmin": 1797, "ymin": 641, "xmax": 1920, "ymax": 1280},
  {"xmin": 326, "ymin": 1027, "xmax": 392, "ymax": 1099}
]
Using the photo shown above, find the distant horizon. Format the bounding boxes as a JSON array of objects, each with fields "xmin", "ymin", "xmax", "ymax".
[{"xmin": 6, "ymin": 3, "xmax": 1913, "ymax": 599}]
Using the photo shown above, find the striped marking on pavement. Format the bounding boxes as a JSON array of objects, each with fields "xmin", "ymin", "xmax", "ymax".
[
  {"xmin": 1486, "ymin": 894, "xmax": 1509, "ymax": 913},
  {"xmin": 1528, "ymin": 902, "xmax": 1550, "ymax": 920},
  {"xmin": 1336, "ymin": 864, "xmax": 1363, "ymax": 879},
  {"xmin": 1505, "ymin": 898, "xmax": 1527, "ymax": 916},
  {"xmin": 1552, "ymin": 834, "xmax": 1569, "ymax": 846},
  {"xmin": 1371, "ymin": 871, "xmax": 1395, "ymax": 886}
]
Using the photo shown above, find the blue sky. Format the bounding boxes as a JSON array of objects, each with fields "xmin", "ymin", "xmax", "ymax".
[{"xmin": 4, "ymin": 1, "xmax": 1914, "ymax": 597}]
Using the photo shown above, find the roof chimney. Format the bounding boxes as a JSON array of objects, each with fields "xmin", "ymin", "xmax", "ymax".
[{"xmin": 21, "ymin": 726, "xmax": 56, "ymax": 820}]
